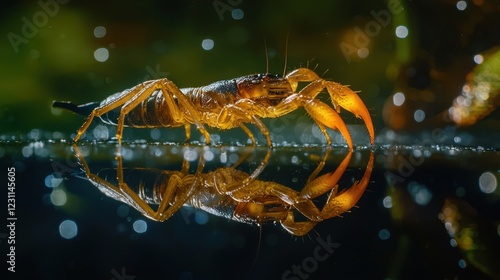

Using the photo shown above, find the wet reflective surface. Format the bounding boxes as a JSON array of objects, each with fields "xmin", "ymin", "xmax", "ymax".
[{"xmin": 1, "ymin": 140, "xmax": 499, "ymax": 279}]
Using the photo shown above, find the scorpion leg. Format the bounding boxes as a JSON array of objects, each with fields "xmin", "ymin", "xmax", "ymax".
[
  {"xmin": 115, "ymin": 79, "xmax": 211, "ymax": 145},
  {"xmin": 238, "ymin": 123, "xmax": 257, "ymax": 145},
  {"xmin": 218, "ymin": 103, "xmax": 272, "ymax": 147},
  {"xmin": 73, "ymin": 80, "xmax": 156, "ymax": 142},
  {"xmin": 184, "ymin": 124, "xmax": 191, "ymax": 143}
]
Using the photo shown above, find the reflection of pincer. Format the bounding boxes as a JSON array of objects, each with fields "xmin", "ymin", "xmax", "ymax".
[{"xmin": 74, "ymin": 145, "xmax": 373, "ymax": 236}]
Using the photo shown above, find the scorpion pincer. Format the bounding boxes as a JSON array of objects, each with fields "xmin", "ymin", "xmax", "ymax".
[{"xmin": 53, "ymin": 68, "xmax": 374, "ymax": 149}]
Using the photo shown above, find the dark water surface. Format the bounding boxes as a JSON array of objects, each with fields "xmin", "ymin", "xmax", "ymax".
[{"xmin": 1, "ymin": 140, "xmax": 499, "ymax": 280}]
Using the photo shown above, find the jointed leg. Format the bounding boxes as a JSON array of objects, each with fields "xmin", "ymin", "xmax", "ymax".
[
  {"xmin": 73, "ymin": 81, "xmax": 156, "ymax": 142},
  {"xmin": 239, "ymin": 123, "xmax": 256, "ymax": 144},
  {"xmin": 116, "ymin": 79, "xmax": 211, "ymax": 144},
  {"xmin": 218, "ymin": 103, "xmax": 272, "ymax": 148},
  {"xmin": 74, "ymin": 79, "xmax": 211, "ymax": 145}
]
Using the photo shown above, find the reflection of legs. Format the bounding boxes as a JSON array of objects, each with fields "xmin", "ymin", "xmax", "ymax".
[
  {"xmin": 114, "ymin": 146, "xmax": 206, "ymax": 221},
  {"xmin": 73, "ymin": 144, "xmax": 132, "ymax": 206},
  {"xmin": 213, "ymin": 147, "xmax": 272, "ymax": 195},
  {"xmin": 74, "ymin": 144, "xmax": 206, "ymax": 222}
]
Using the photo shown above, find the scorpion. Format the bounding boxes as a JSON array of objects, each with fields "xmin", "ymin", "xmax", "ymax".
[
  {"xmin": 53, "ymin": 68, "xmax": 375, "ymax": 149},
  {"xmin": 73, "ymin": 144, "xmax": 374, "ymax": 236}
]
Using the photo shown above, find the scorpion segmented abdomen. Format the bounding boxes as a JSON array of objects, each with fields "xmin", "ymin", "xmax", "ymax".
[{"xmin": 99, "ymin": 89, "xmax": 178, "ymax": 128}]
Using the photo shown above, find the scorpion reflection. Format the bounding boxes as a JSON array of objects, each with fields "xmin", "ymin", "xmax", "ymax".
[{"xmin": 74, "ymin": 145, "xmax": 374, "ymax": 236}]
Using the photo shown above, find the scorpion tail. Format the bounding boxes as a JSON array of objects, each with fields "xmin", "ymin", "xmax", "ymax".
[{"xmin": 52, "ymin": 101, "xmax": 100, "ymax": 116}]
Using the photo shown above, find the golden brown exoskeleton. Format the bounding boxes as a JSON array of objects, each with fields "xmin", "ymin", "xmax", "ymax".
[
  {"xmin": 54, "ymin": 68, "xmax": 374, "ymax": 149},
  {"xmin": 73, "ymin": 145, "xmax": 374, "ymax": 236}
]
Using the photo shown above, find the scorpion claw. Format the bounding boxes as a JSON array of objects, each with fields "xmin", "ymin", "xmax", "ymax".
[
  {"xmin": 326, "ymin": 82, "xmax": 375, "ymax": 145},
  {"xmin": 304, "ymin": 99, "xmax": 353, "ymax": 150}
]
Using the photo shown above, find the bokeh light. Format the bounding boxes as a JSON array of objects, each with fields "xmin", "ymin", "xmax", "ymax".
[
  {"xmin": 479, "ymin": 172, "xmax": 497, "ymax": 193},
  {"xmin": 414, "ymin": 109, "xmax": 426, "ymax": 122},
  {"xmin": 378, "ymin": 229, "xmax": 390, "ymax": 240},
  {"xmin": 44, "ymin": 174, "xmax": 63, "ymax": 188},
  {"xmin": 357, "ymin": 48, "xmax": 369, "ymax": 58},
  {"xmin": 231, "ymin": 9, "xmax": 244, "ymax": 20},
  {"xmin": 407, "ymin": 181, "xmax": 432, "ymax": 205},
  {"xmin": 94, "ymin": 47, "xmax": 109, "ymax": 62},
  {"xmin": 473, "ymin": 54, "xmax": 484, "ymax": 64},
  {"xmin": 456, "ymin": 1, "xmax": 467, "ymax": 11},
  {"xmin": 50, "ymin": 189, "xmax": 67, "ymax": 206},
  {"xmin": 393, "ymin": 92, "xmax": 405, "ymax": 106},
  {"xmin": 93, "ymin": 26, "xmax": 106, "ymax": 38},
  {"xmin": 195, "ymin": 211, "xmax": 209, "ymax": 225},
  {"xmin": 395, "ymin": 26, "xmax": 409, "ymax": 38},
  {"xmin": 59, "ymin": 220, "xmax": 78, "ymax": 239},
  {"xmin": 382, "ymin": 196, "xmax": 393, "ymax": 208},
  {"xmin": 201, "ymin": 39, "xmax": 214, "ymax": 51},
  {"xmin": 133, "ymin": 219, "xmax": 148, "ymax": 233}
]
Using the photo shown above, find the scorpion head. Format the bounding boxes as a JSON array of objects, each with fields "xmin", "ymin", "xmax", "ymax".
[{"xmin": 236, "ymin": 73, "xmax": 292, "ymax": 101}]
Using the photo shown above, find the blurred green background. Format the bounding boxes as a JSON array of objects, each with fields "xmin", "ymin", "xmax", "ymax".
[{"xmin": 0, "ymin": 0, "xmax": 499, "ymax": 145}]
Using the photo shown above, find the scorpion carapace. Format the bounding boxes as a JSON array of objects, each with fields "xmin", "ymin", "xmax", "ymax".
[
  {"xmin": 73, "ymin": 144, "xmax": 374, "ymax": 236},
  {"xmin": 54, "ymin": 68, "xmax": 375, "ymax": 149}
]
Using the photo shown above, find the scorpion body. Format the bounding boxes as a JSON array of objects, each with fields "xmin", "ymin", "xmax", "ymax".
[{"xmin": 54, "ymin": 68, "xmax": 375, "ymax": 149}]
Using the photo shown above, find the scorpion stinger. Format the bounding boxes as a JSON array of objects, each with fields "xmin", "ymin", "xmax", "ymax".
[{"xmin": 53, "ymin": 101, "xmax": 100, "ymax": 117}]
